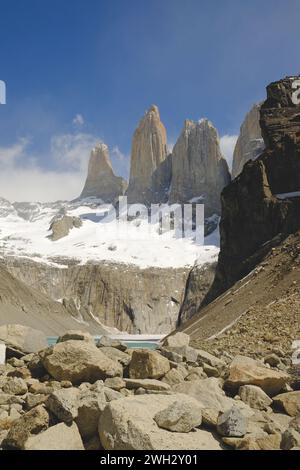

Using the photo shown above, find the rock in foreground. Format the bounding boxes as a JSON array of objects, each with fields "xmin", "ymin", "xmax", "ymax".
[
  {"xmin": 99, "ymin": 394, "xmax": 222, "ymax": 450},
  {"xmin": 41, "ymin": 340, "xmax": 123, "ymax": 384},
  {"xmin": 225, "ymin": 355, "xmax": 289, "ymax": 396}
]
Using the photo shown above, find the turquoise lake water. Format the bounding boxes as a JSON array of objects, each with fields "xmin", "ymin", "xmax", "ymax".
[{"xmin": 47, "ymin": 337, "xmax": 158, "ymax": 350}]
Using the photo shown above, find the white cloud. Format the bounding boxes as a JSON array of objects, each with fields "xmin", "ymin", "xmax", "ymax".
[
  {"xmin": 220, "ymin": 135, "xmax": 238, "ymax": 172},
  {"xmin": 0, "ymin": 138, "xmax": 29, "ymax": 168},
  {"xmin": 72, "ymin": 113, "xmax": 84, "ymax": 126},
  {"xmin": 51, "ymin": 132, "xmax": 98, "ymax": 172},
  {"xmin": 0, "ymin": 168, "xmax": 84, "ymax": 202},
  {"xmin": 0, "ymin": 132, "xmax": 131, "ymax": 202},
  {"xmin": 0, "ymin": 133, "xmax": 99, "ymax": 202}
]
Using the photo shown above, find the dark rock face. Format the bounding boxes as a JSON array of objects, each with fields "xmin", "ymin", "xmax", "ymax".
[
  {"xmin": 232, "ymin": 103, "xmax": 265, "ymax": 178},
  {"xmin": 204, "ymin": 76, "xmax": 300, "ymax": 304}
]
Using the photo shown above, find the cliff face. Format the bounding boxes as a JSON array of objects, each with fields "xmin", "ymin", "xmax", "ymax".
[
  {"xmin": 126, "ymin": 105, "xmax": 169, "ymax": 204},
  {"xmin": 0, "ymin": 265, "xmax": 113, "ymax": 335},
  {"xmin": 232, "ymin": 103, "xmax": 265, "ymax": 178},
  {"xmin": 4, "ymin": 259, "xmax": 190, "ymax": 334},
  {"xmin": 204, "ymin": 76, "xmax": 300, "ymax": 304},
  {"xmin": 169, "ymin": 119, "xmax": 231, "ymax": 216},
  {"xmin": 80, "ymin": 143, "xmax": 127, "ymax": 202}
]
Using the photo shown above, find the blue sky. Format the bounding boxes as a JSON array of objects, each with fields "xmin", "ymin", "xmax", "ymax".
[{"xmin": 0, "ymin": 0, "xmax": 299, "ymax": 200}]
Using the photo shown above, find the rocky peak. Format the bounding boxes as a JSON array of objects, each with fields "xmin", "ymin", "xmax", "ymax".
[
  {"xmin": 169, "ymin": 118, "xmax": 231, "ymax": 216},
  {"xmin": 232, "ymin": 103, "xmax": 265, "ymax": 178},
  {"xmin": 204, "ymin": 75, "xmax": 300, "ymax": 304},
  {"xmin": 80, "ymin": 143, "xmax": 127, "ymax": 203},
  {"xmin": 126, "ymin": 104, "xmax": 168, "ymax": 204},
  {"xmin": 89, "ymin": 143, "xmax": 114, "ymax": 176}
]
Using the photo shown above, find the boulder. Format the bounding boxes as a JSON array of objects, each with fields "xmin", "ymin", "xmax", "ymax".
[
  {"xmin": 97, "ymin": 336, "xmax": 127, "ymax": 351},
  {"xmin": 25, "ymin": 393, "xmax": 48, "ymax": 410},
  {"xmin": 281, "ymin": 428, "xmax": 300, "ymax": 450},
  {"xmin": 104, "ymin": 377, "xmax": 126, "ymax": 391},
  {"xmin": 2, "ymin": 377, "xmax": 28, "ymax": 395},
  {"xmin": 7, "ymin": 367, "xmax": 31, "ymax": 380},
  {"xmin": 75, "ymin": 389, "xmax": 107, "ymax": 439},
  {"xmin": 99, "ymin": 394, "xmax": 223, "ymax": 450},
  {"xmin": 217, "ymin": 406, "xmax": 247, "ymax": 437},
  {"xmin": 0, "ymin": 324, "xmax": 47, "ymax": 354},
  {"xmin": 41, "ymin": 340, "xmax": 122, "ymax": 384},
  {"xmin": 239, "ymin": 385, "xmax": 273, "ymax": 410},
  {"xmin": 124, "ymin": 378, "xmax": 170, "ymax": 391},
  {"xmin": 49, "ymin": 215, "xmax": 82, "ymax": 241},
  {"xmin": 162, "ymin": 332, "xmax": 190, "ymax": 349},
  {"xmin": 159, "ymin": 347, "xmax": 183, "ymax": 363},
  {"xmin": 161, "ymin": 368, "xmax": 184, "ymax": 386},
  {"xmin": 236, "ymin": 433, "xmax": 281, "ymax": 450},
  {"xmin": 174, "ymin": 378, "xmax": 254, "ymax": 418},
  {"xmin": 57, "ymin": 330, "xmax": 94, "ymax": 343},
  {"xmin": 25, "ymin": 422, "xmax": 84, "ymax": 450},
  {"xmin": 273, "ymin": 391, "xmax": 300, "ymax": 417},
  {"xmin": 100, "ymin": 346, "xmax": 131, "ymax": 367},
  {"xmin": 46, "ymin": 388, "xmax": 80, "ymax": 423},
  {"xmin": 281, "ymin": 419, "xmax": 300, "ymax": 450},
  {"xmin": 129, "ymin": 349, "xmax": 170, "ymax": 380},
  {"xmin": 154, "ymin": 397, "xmax": 202, "ymax": 432},
  {"xmin": 225, "ymin": 356, "xmax": 290, "ymax": 396},
  {"xmin": 2, "ymin": 405, "xmax": 49, "ymax": 449},
  {"xmin": 203, "ymin": 364, "xmax": 220, "ymax": 378},
  {"xmin": 196, "ymin": 349, "xmax": 226, "ymax": 370}
]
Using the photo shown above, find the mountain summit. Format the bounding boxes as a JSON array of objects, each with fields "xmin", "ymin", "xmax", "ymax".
[
  {"xmin": 126, "ymin": 105, "xmax": 168, "ymax": 204},
  {"xmin": 80, "ymin": 143, "xmax": 127, "ymax": 202}
]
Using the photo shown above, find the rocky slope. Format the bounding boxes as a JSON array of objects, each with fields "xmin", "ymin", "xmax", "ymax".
[
  {"xmin": 232, "ymin": 104, "xmax": 265, "ymax": 178},
  {"xmin": 0, "ymin": 329, "xmax": 299, "ymax": 451},
  {"xmin": 169, "ymin": 119, "xmax": 231, "ymax": 216},
  {"xmin": 179, "ymin": 230, "xmax": 300, "ymax": 355},
  {"xmin": 126, "ymin": 105, "xmax": 169, "ymax": 204},
  {"xmin": 80, "ymin": 143, "xmax": 127, "ymax": 202},
  {"xmin": 0, "ymin": 266, "xmax": 113, "ymax": 335},
  {"xmin": 204, "ymin": 76, "xmax": 300, "ymax": 305}
]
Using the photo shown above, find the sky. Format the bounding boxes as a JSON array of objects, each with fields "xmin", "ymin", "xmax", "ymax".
[{"xmin": 0, "ymin": 0, "xmax": 300, "ymax": 201}]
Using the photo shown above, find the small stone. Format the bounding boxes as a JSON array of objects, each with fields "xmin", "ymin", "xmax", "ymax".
[
  {"xmin": 264, "ymin": 354, "xmax": 281, "ymax": 368},
  {"xmin": 104, "ymin": 377, "xmax": 126, "ymax": 391},
  {"xmin": 203, "ymin": 364, "xmax": 220, "ymax": 378},
  {"xmin": 96, "ymin": 336, "xmax": 127, "ymax": 351},
  {"xmin": 57, "ymin": 330, "xmax": 94, "ymax": 343},
  {"xmin": 124, "ymin": 378, "xmax": 170, "ymax": 391},
  {"xmin": 2, "ymin": 377, "xmax": 28, "ymax": 396}
]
